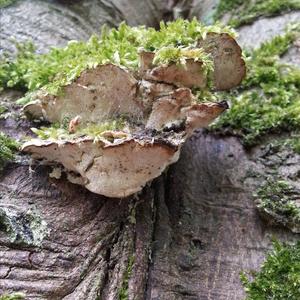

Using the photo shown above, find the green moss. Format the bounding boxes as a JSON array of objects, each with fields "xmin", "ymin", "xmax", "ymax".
[
  {"xmin": 153, "ymin": 46, "xmax": 213, "ymax": 72},
  {"xmin": 0, "ymin": 19, "xmax": 234, "ymax": 103},
  {"xmin": 241, "ymin": 240, "xmax": 300, "ymax": 300},
  {"xmin": 212, "ymin": 24, "xmax": 300, "ymax": 146},
  {"xmin": 194, "ymin": 89, "xmax": 220, "ymax": 103},
  {"xmin": 137, "ymin": 19, "xmax": 235, "ymax": 52},
  {"xmin": 255, "ymin": 179, "xmax": 300, "ymax": 229},
  {"xmin": 0, "ymin": 0, "xmax": 17, "ymax": 9},
  {"xmin": 289, "ymin": 138, "xmax": 300, "ymax": 154},
  {"xmin": 214, "ymin": 0, "xmax": 244, "ymax": 21},
  {"xmin": 0, "ymin": 294, "xmax": 23, "ymax": 300},
  {"xmin": 0, "ymin": 207, "xmax": 49, "ymax": 246},
  {"xmin": 267, "ymin": 136, "xmax": 300, "ymax": 155},
  {"xmin": 0, "ymin": 105, "xmax": 7, "ymax": 115},
  {"xmin": 118, "ymin": 255, "xmax": 135, "ymax": 300},
  {"xmin": 215, "ymin": 0, "xmax": 300, "ymax": 27},
  {"xmin": 31, "ymin": 119, "xmax": 126, "ymax": 141},
  {"xmin": 0, "ymin": 132, "xmax": 19, "ymax": 171},
  {"xmin": 0, "ymin": 293, "xmax": 25, "ymax": 300}
]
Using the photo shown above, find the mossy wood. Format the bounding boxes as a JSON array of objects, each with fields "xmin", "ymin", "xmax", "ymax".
[{"xmin": 20, "ymin": 20, "xmax": 245, "ymax": 198}]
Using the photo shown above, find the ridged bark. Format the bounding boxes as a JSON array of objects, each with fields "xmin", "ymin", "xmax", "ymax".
[{"xmin": 0, "ymin": 1, "xmax": 298, "ymax": 299}]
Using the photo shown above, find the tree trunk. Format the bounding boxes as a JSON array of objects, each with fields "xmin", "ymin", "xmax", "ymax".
[{"xmin": 0, "ymin": 1, "xmax": 298, "ymax": 299}]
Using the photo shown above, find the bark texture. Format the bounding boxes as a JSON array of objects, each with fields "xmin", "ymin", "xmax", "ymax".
[
  {"xmin": 0, "ymin": 1, "xmax": 298, "ymax": 299},
  {"xmin": 0, "ymin": 0, "xmax": 168, "ymax": 54}
]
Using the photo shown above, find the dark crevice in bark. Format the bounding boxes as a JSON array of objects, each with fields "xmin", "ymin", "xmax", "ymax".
[
  {"xmin": 27, "ymin": 251, "xmax": 36, "ymax": 270},
  {"xmin": 99, "ymin": 248, "xmax": 112, "ymax": 295},
  {"xmin": 144, "ymin": 185, "xmax": 157, "ymax": 300},
  {"xmin": 2, "ymin": 266, "xmax": 12, "ymax": 279},
  {"xmin": 128, "ymin": 185, "xmax": 156, "ymax": 300}
]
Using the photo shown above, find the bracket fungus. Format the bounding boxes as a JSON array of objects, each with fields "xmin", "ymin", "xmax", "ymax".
[{"xmin": 21, "ymin": 20, "xmax": 245, "ymax": 198}]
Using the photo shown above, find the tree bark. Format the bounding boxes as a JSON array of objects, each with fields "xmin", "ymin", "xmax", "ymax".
[{"xmin": 0, "ymin": 1, "xmax": 298, "ymax": 299}]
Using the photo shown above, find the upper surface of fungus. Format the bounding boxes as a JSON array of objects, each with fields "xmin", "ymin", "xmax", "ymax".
[{"xmin": 20, "ymin": 19, "xmax": 245, "ymax": 198}]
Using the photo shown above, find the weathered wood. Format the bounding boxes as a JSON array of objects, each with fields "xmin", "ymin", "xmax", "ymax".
[
  {"xmin": 0, "ymin": 1, "xmax": 298, "ymax": 299},
  {"xmin": 0, "ymin": 0, "xmax": 168, "ymax": 54}
]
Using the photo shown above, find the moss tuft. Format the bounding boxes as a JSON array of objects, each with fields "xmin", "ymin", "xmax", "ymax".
[
  {"xmin": 0, "ymin": 132, "xmax": 19, "ymax": 171},
  {"xmin": 289, "ymin": 138, "xmax": 300, "ymax": 154},
  {"xmin": 255, "ymin": 179, "xmax": 300, "ymax": 230},
  {"xmin": 215, "ymin": 0, "xmax": 300, "ymax": 27},
  {"xmin": 0, "ymin": 0, "xmax": 17, "ymax": 9},
  {"xmin": 31, "ymin": 119, "xmax": 126, "ymax": 141},
  {"xmin": 0, "ymin": 293, "xmax": 25, "ymax": 300},
  {"xmin": 241, "ymin": 240, "xmax": 300, "ymax": 300},
  {"xmin": 0, "ymin": 207, "xmax": 49, "ymax": 246},
  {"xmin": 0, "ymin": 105, "xmax": 7, "ymax": 115},
  {"xmin": 118, "ymin": 255, "xmax": 135, "ymax": 300},
  {"xmin": 152, "ymin": 46, "xmax": 213, "ymax": 73},
  {"xmin": 214, "ymin": 0, "xmax": 244, "ymax": 21}
]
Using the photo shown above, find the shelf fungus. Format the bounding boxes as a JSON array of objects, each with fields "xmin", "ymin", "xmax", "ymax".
[{"xmin": 21, "ymin": 22, "xmax": 245, "ymax": 198}]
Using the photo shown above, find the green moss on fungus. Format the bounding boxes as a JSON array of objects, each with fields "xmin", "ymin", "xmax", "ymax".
[
  {"xmin": 212, "ymin": 24, "xmax": 300, "ymax": 146},
  {"xmin": 215, "ymin": 0, "xmax": 300, "ymax": 27},
  {"xmin": 255, "ymin": 179, "xmax": 300, "ymax": 231},
  {"xmin": 152, "ymin": 46, "xmax": 214, "ymax": 74},
  {"xmin": 0, "ymin": 19, "xmax": 235, "ymax": 104},
  {"xmin": 30, "ymin": 118, "xmax": 126, "ymax": 141},
  {"xmin": 241, "ymin": 240, "xmax": 300, "ymax": 300},
  {"xmin": 0, "ymin": 132, "xmax": 19, "ymax": 171}
]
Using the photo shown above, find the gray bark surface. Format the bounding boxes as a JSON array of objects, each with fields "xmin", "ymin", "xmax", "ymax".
[
  {"xmin": 237, "ymin": 11, "xmax": 300, "ymax": 50},
  {"xmin": 0, "ymin": 0, "xmax": 167, "ymax": 53},
  {"xmin": 0, "ymin": 1, "xmax": 298, "ymax": 299}
]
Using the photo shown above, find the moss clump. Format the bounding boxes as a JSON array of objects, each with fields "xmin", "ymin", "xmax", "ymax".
[
  {"xmin": 267, "ymin": 136, "xmax": 300, "ymax": 155},
  {"xmin": 0, "ymin": 293, "xmax": 25, "ymax": 300},
  {"xmin": 214, "ymin": 0, "xmax": 244, "ymax": 21},
  {"xmin": 0, "ymin": 207, "xmax": 49, "ymax": 246},
  {"xmin": 0, "ymin": 105, "xmax": 7, "ymax": 115},
  {"xmin": 0, "ymin": 0, "xmax": 16, "ymax": 9},
  {"xmin": 255, "ymin": 179, "xmax": 300, "ymax": 230},
  {"xmin": 118, "ymin": 255, "xmax": 135, "ymax": 300},
  {"xmin": 215, "ymin": 0, "xmax": 300, "ymax": 27},
  {"xmin": 153, "ymin": 46, "xmax": 213, "ymax": 72},
  {"xmin": 212, "ymin": 24, "xmax": 300, "ymax": 146},
  {"xmin": 0, "ymin": 132, "xmax": 19, "ymax": 171},
  {"xmin": 241, "ymin": 240, "xmax": 300, "ymax": 300},
  {"xmin": 0, "ymin": 19, "xmax": 235, "ymax": 102},
  {"xmin": 31, "ymin": 119, "xmax": 126, "ymax": 141},
  {"xmin": 289, "ymin": 137, "xmax": 300, "ymax": 154}
]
